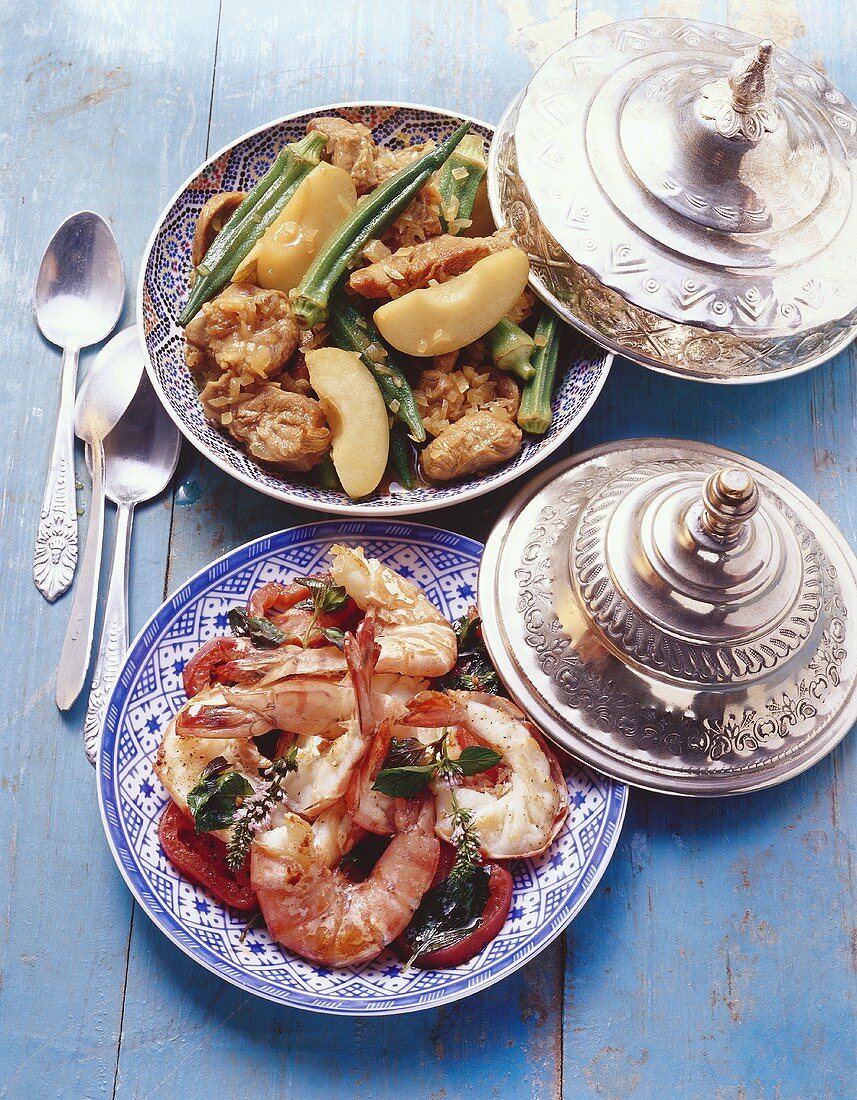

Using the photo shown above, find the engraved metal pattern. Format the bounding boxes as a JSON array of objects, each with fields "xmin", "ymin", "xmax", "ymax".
[
  {"xmin": 488, "ymin": 15, "xmax": 857, "ymax": 383},
  {"xmin": 33, "ymin": 456, "xmax": 78, "ymax": 601},
  {"xmin": 84, "ymin": 618, "xmax": 124, "ymax": 766},
  {"xmin": 699, "ymin": 41, "xmax": 779, "ymax": 142},
  {"xmin": 491, "ymin": 102, "xmax": 857, "ymax": 382},
  {"xmin": 571, "ymin": 462, "xmax": 822, "ymax": 684},
  {"xmin": 478, "ymin": 440, "xmax": 857, "ymax": 796}
]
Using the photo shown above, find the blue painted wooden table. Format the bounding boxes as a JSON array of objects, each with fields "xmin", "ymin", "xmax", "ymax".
[{"xmin": 1, "ymin": 2, "xmax": 855, "ymax": 1097}]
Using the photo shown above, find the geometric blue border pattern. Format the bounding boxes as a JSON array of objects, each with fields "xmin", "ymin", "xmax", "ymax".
[
  {"xmin": 98, "ymin": 521, "xmax": 627, "ymax": 1015},
  {"xmin": 137, "ymin": 103, "xmax": 612, "ymax": 518}
]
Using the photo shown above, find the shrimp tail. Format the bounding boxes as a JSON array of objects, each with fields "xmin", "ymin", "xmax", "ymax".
[{"xmin": 398, "ymin": 689, "xmax": 465, "ymax": 728}]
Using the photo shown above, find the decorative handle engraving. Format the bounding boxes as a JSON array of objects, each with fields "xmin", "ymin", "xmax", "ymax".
[
  {"xmin": 700, "ymin": 40, "xmax": 779, "ymax": 142},
  {"xmin": 34, "ymin": 345, "xmax": 80, "ymax": 601},
  {"xmin": 83, "ymin": 502, "xmax": 133, "ymax": 766}
]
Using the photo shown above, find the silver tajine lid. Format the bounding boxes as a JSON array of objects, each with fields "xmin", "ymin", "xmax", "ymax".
[
  {"xmin": 489, "ymin": 18, "xmax": 857, "ymax": 382},
  {"xmin": 478, "ymin": 439, "xmax": 857, "ymax": 795}
]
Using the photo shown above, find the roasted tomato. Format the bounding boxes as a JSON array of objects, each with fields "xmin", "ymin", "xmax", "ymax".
[
  {"xmin": 246, "ymin": 580, "xmax": 312, "ymax": 619},
  {"xmin": 393, "ymin": 860, "xmax": 514, "ymax": 969},
  {"xmin": 158, "ymin": 802, "xmax": 257, "ymax": 911},
  {"xmin": 182, "ymin": 637, "xmax": 247, "ymax": 697},
  {"xmin": 247, "ymin": 579, "xmax": 362, "ymax": 648}
]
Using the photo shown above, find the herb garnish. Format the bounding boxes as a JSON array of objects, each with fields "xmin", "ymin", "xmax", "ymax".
[
  {"xmin": 228, "ymin": 607, "xmax": 286, "ymax": 648},
  {"xmin": 402, "ymin": 791, "xmax": 490, "ymax": 962},
  {"xmin": 225, "ymin": 742, "xmax": 300, "ymax": 871},
  {"xmin": 187, "ymin": 756, "xmax": 253, "ymax": 834},
  {"xmin": 294, "ymin": 574, "xmax": 349, "ymax": 648},
  {"xmin": 439, "ymin": 610, "xmax": 502, "ymax": 694},
  {"xmin": 372, "ymin": 728, "xmax": 502, "ymax": 798}
]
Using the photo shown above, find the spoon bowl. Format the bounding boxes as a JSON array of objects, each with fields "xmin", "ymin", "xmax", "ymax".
[
  {"xmin": 81, "ymin": 365, "xmax": 181, "ymax": 762},
  {"xmin": 34, "ymin": 211, "xmax": 125, "ymax": 349},
  {"xmin": 74, "ymin": 327, "xmax": 149, "ymax": 447},
  {"xmin": 100, "ymin": 371, "xmax": 182, "ymax": 507}
]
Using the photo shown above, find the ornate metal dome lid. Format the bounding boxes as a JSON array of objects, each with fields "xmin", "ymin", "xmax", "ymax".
[
  {"xmin": 478, "ymin": 439, "xmax": 857, "ymax": 795},
  {"xmin": 488, "ymin": 18, "xmax": 857, "ymax": 383}
]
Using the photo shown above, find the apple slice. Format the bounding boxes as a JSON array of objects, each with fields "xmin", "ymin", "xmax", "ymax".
[
  {"xmin": 233, "ymin": 163, "xmax": 357, "ymax": 292},
  {"xmin": 373, "ymin": 247, "xmax": 530, "ymax": 357},
  {"xmin": 305, "ymin": 347, "xmax": 389, "ymax": 499}
]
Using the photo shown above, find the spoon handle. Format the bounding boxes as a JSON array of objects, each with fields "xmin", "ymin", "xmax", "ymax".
[
  {"xmin": 83, "ymin": 501, "xmax": 133, "ymax": 766},
  {"xmin": 34, "ymin": 345, "xmax": 80, "ymax": 601},
  {"xmin": 56, "ymin": 439, "xmax": 106, "ymax": 711}
]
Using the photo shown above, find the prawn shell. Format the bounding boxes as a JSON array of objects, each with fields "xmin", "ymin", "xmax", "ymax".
[{"xmin": 438, "ymin": 691, "xmax": 569, "ymax": 860}]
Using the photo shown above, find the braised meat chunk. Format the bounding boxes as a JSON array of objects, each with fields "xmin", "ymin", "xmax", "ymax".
[
  {"xmin": 308, "ymin": 116, "xmax": 424, "ymax": 195},
  {"xmin": 192, "ymin": 192, "xmax": 246, "ymax": 267},
  {"xmin": 349, "ymin": 229, "xmax": 515, "ymax": 300},
  {"xmin": 421, "ymin": 411, "xmax": 522, "ymax": 481},
  {"xmin": 201, "ymin": 381, "xmax": 331, "ymax": 471},
  {"xmin": 185, "ymin": 283, "xmax": 300, "ymax": 380}
]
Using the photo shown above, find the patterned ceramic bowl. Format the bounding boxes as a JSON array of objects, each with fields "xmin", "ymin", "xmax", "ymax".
[
  {"xmin": 137, "ymin": 103, "xmax": 612, "ymax": 516},
  {"xmin": 98, "ymin": 521, "xmax": 627, "ymax": 1015}
]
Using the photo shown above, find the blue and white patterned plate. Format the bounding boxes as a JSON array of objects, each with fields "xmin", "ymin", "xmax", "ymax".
[
  {"xmin": 137, "ymin": 103, "xmax": 612, "ymax": 516},
  {"xmin": 98, "ymin": 521, "xmax": 626, "ymax": 1015}
]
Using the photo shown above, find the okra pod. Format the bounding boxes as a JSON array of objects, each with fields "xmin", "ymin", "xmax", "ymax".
[
  {"xmin": 179, "ymin": 131, "xmax": 327, "ymax": 325},
  {"xmin": 484, "ymin": 317, "xmax": 535, "ymax": 380},
  {"xmin": 390, "ymin": 422, "xmax": 415, "ymax": 490},
  {"xmin": 437, "ymin": 132, "xmax": 487, "ymax": 232},
  {"xmin": 517, "ymin": 309, "xmax": 561, "ymax": 435},
  {"xmin": 327, "ymin": 285, "xmax": 426, "ymax": 442},
  {"xmin": 291, "ymin": 122, "xmax": 472, "ymax": 330}
]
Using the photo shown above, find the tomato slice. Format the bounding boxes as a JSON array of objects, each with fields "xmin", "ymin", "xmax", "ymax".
[
  {"xmin": 246, "ymin": 579, "xmax": 362, "ymax": 648},
  {"xmin": 158, "ymin": 802, "xmax": 257, "ymax": 911},
  {"xmin": 182, "ymin": 637, "xmax": 247, "ymax": 697},
  {"xmin": 246, "ymin": 581, "xmax": 312, "ymax": 619},
  {"xmin": 393, "ymin": 861, "xmax": 514, "ymax": 969}
]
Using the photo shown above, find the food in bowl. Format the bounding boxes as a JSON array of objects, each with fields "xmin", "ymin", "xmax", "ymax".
[
  {"xmin": 153, "ymin": 546, "xmax": 569, "ymax": 969},
  {"xmin": 179, "ymin": 115, "xmax": 566, "ymax": 499}
]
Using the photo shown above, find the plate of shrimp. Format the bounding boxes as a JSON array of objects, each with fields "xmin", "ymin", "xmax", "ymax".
[
  {"xmin": 98, "ymin": 521, "xmax": 627, "ymax": 1014},
  {"xmin": 138, "ymin": 102, "xmax": 612, "ymax": 516}
]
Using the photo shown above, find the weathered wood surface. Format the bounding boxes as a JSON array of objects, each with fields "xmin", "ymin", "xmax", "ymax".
[{"xmin": 0, "ymin": 1, "xmax": 854, "ymax": 1097}]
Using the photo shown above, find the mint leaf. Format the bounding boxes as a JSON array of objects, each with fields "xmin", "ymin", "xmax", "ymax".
[
  {"xmin": 188, "ymin": 769, "xmax": 253, "ymax": 833},
  {"xmin": 227, "ymin": 608, "xmax": 286, "ymax": 648},
  {"xmin": 372, "ymin": 764, "xmax": 436, "ymax": 798},
  {"xmin": 456, "ymin": 746, "xmax": 502, "ymax": 776}
]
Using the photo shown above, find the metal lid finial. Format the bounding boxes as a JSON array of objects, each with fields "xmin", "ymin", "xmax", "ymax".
[
  {"xmin": 700, "ymin": 39, "xmax": 779, "ymax": 141},
  {"xmin": 699, "ymin": 468, "xmax": 760, "ymax": 543}
]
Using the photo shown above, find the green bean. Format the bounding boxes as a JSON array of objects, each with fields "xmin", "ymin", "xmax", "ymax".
[
  {"xmin": 291, "ymin": 122, "xmax": 472, "ymax": 330},
  {"xmin": 179, "ymin": 131, "xmax": 327, "ymax": 325},
  {"xmin": 390, "ymin": 422, "xmax": 415, "ymax": 490},
  {"xmin": 484, "ymin": 317, "xmax": 535, "ymax": 380}
]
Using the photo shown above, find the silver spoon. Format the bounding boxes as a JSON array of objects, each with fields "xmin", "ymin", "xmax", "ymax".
[
  {"xmin": 33, "ymin": 211, "xmax": 125, "ymax": 602},
  {"xmin": 82, "ymin": 369, "xmax": 181, "ymax": 764},
  {"xmin": 56, "ymin": 326, "xmax": 146, "ymax": 712}
]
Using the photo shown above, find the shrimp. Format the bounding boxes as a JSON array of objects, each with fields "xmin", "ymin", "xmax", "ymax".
[
  {"xmin": 308, "ymin": 799, "xmax": 365, "ymax": 866},
  {"xmin": 275, "ymin": 619, "xmax": 382, "ymax": 819},
  {"xmin": 153, "ymin": 717, "xmax": 264, "ymax": 841},
  {"xmin": 250, "ymin": 794, "xmax": 439, "ymax": 967},
  {"xmin": 330, "ymin": 544, "xmax": 457, "ymax": 677},
  {"xmin": 432, "ymin": 692, "xmax": 568, "ymax": 860},
  {"xmin": 345, "ymin": 690, "xmax": 462, "ymax": 835},
  {"xmin": 175, "ymin": 679, "xmax": 356, "ymax": 739}
]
